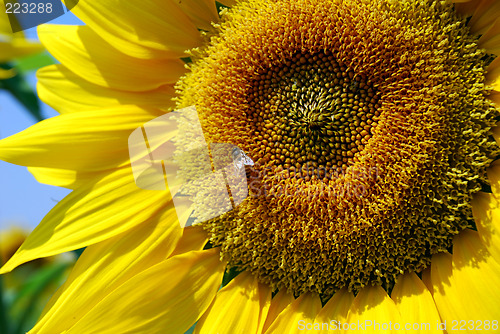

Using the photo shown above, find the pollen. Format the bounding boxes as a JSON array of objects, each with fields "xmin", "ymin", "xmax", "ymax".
[{"xmin": 176, "ymin": 0, "xmax": 500, "ymax": 296}]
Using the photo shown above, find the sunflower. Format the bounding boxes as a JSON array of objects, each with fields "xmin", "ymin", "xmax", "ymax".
[
  {"xmin": 1, "ymin": 0, "xmax": 500, "ymax": 333},
  {"xmin": 0, "ymin": 10, "xmax": 43, "ymax": 79}
]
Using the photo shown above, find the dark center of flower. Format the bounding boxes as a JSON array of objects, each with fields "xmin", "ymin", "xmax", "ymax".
[
  {"xmin": 176, "ymin": 0, "xmax": 500, "ymax": 297},
  {"xmin": 247, "ymin": 51, "xmax": 381, "ymax": 173}
]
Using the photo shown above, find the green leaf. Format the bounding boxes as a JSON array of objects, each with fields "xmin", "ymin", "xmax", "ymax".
[
  {"xmin": 0, "ymin": 62, "xmax": 43, "ymax": 122},
  {"xmin": 0, "ymin": 274, "xmax": 13, "ymax": 334},
  {"xmin": 14, "ymin": 52, "xmax": 55, "ymax": 73},
  {"xmin": 10, "ymin": 261, "xmax": 71, "ymax": 334}
]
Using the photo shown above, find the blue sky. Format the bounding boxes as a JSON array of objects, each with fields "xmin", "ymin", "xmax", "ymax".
[{"xmin": 0, "ymin": 12, "xmax": 82, "ymax": 231}]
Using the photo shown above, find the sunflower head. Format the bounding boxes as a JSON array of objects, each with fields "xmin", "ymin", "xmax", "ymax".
[{"xmin": 177, "ymin": 0, "xmax": 500, "ymax": 296}]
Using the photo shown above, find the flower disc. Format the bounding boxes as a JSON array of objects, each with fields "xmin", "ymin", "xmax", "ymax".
[{"xmin": 177, "ymin": 0, "xmax": 500, "ymax": 295}]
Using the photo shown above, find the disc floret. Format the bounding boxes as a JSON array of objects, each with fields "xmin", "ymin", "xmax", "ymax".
[{"xmin": 177, "ymin": 0, "xmax": 500, "ymax": 296}]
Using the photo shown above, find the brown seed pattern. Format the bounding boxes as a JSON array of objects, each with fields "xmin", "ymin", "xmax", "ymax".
[
  {"xmin": 247, "ymin": 51, "xmax": 381, "ymax": 173},
  {"xmin": 177, "ymin": 0, "xmax": 500, "ymax": 296}
]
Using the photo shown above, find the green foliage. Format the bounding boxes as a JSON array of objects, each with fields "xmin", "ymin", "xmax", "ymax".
[
  {"xmin": 0, "ymin": 260, "xmax": 72, "ymax": 334},
  {"xmin": 14, "ymin": 52, "xmax": 55, "ymax": 73},
  {"xmin": 0, "ymin": 62, "xmax": 42, "ymax": 121},
  {"xmin": 0, "ymin": 52, "xmax": 55, "ymax": 122}
]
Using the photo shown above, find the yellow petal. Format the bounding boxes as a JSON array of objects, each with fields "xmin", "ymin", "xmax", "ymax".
[
  {"xmin": 449, "ymin": 229, "xmax": 500, "ymax": 324},
  {"xmin": 466, "ymin": 0, "xmax": 500, "ymax": 35},
  {"xmin": 0, "ymin": 38, "xmax": 43, "ymax": 62},
  {"xmin": 454, "ymin": 0, "xmax": 480, "ymax": 18},
  {"xmin": 488, "ymin": 90, "xmax": 500, "ymax": 107},
  {"xmin": 38, "ymin": 24, "xmax": 186, "ymax": 91},
  {"xmin": 478, "ymin": 18, "xmax": 500, "ymax": 56},
  {"xmin": 488, "ymin": 160, "xmax": 500, "ymax": 197},
  {"xmin": 428, "ymin": 252, "xmax": 462, "ymax": 323},
  {"xmin": 195, "ymin": 271, "xmax": 271, "ymax": 334},
  {"xmin": 166, "ymin": 197, "xmax": 195, "ymax": 229},
  {"xmin": 265, "ymin": 292, "xmax": 322, "ymax": 334},
  {"xmin": 170, "ymin": 226, "xmax": 208, "ymax": 257},
  {"xmin": 256, "ymin": 282, "xmax": 274, "ymax": 334},
  {"xmin": 0, "ymin": 67, "xmax": 15, "ymax": 79},
  {"xmin": 492, "ymin": 126, "xmax": 500, "ymax": 148},
  {"xmin": 0, "ymin": 11, "xmax": 14, "ymax": 35},
  {"xmin": 31, "ymin": 206, "xmax": 182, "ymax": 333},
  {"xmin": 261, "ymin": 289, "xmax": 295, "ymax": 333},
  {"xmin": 391, "ymin": 272, "xmax": 443, "ymax": 334},
  {"xmin": 37, "ymin": 65, "xmax": 175, "ymax": 114},
  {"xmin": 65, "ymin": 0, "xmax": 202, "ymax": 59},
  {"xmin": 27, "ymin": 166, "xmax": 111, "ymax": 189},
  {"xmin": 218, "ymin": 0, "xmax": 237, "ymax": 6},
  {"xmin": 52, "ymin": 249, "xmax": 225, "ymax": 334},
  {"xmin": 176, "ymin": 0, "xmax": 219, "ymax": 31},
  {"xmin": 0, "ymin": 106, "xmax": 161, "ymax": 170},
  {"xmin": 471, "ymin": 192, "xmax": 500, "ymax": 262},
  {"xmin": 420, "ymin": 267, "xmax": 432, "ymax": 294},
  {"xmin": 486, "ymin": 57, "xmax": 500, "ymax": 87},
  {"xmin": 0, "ymin": 167, "xmax": 172, "ymax": 273},
  {"xmin": 313, "ymin": 288, "xmax": 354, "ymax": 334},
  {"xmin": 429, "ymin": 231, "xmax": 500, "ymax": 333},
  {"xmin": 345, "ymin": 285, "xmax": 403, "ymax": 334}
]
